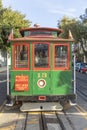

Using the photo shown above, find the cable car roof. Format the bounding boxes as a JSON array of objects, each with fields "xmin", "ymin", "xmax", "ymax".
[{"xmin": 20, "ymin": 27, "xmax": 63, "ymax": 33}]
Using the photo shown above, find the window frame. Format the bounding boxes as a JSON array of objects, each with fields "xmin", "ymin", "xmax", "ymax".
[
  {"xmin": 53, "ymin": 43, "xmax": 70, "ymax": 70},
  {"xmin": 32, "ymin": 42, "xmax": 50, "ymax": 70},
  {"xmin": 13, "ymin": 43, "xmax": 30, "ymax": 70}
]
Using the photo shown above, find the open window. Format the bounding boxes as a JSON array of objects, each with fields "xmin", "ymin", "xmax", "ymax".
[
  {"xmin": 33, "ymin": 42, "xmax": 50, "ymax": 70},
  {"xmin": 54, "ymin": 44, "xmax": 70, "ymax": 70},
  {"xmin": 13, "ymin": 44, "xmax": 29, "ymax": 70}
]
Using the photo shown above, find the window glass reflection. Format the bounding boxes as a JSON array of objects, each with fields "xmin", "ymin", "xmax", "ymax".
[
  {"xmin": 34, "ymin": 43, "xmax": 49, "ymax": 68},
  {"xmin": 15, "ymin": 45, "xmax": 28, "ymax": 68},
  {"xmin": 55, "ymin": 45, "xmax": 68, "ymax": 67}
]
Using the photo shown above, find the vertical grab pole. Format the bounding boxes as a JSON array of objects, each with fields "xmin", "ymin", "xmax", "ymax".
[
  {"xmin": 6, "ymin": 51, "xmax": 14, "ymax": 106},
  {"xmin": 73, "ymin": 53, "xmax": 76, "ymax": 94},
  {"xmin": 7, "ymin": 51, "xmax": 9, "ymax": 95}
]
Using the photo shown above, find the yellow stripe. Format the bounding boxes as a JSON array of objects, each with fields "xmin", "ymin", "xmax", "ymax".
[
  {"xmin": 83, "ymin": 128, "xmax": 87, "ymax": 130},
  {"xmin": 74, "ymin": 105, "xmax": 87, "ymax": 120}
]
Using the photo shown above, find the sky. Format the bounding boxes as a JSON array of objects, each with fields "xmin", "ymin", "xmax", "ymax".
[{"xmin": 2, "ymin": 0, "xmax": 87, "ymax": 28}]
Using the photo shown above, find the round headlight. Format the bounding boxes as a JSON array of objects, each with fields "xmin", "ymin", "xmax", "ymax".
[{"xmin": 37, "ymin": 79, "xmax": 46, "ymax": 88}]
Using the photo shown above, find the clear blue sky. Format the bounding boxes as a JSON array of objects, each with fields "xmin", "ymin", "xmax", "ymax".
[{"xmin": 2, "ymin": 0, "xmax": 87, "ymax": 27}]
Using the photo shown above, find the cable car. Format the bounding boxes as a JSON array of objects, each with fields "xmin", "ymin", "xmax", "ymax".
[{"xmin": 6, "ymin": 26, "xmax": 76, "ymax": 111}]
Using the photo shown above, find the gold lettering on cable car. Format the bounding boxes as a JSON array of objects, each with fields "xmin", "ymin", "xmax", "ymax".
[{"xmin": 38, "ymin": 73, "xmax": 47, "ymax": 78}]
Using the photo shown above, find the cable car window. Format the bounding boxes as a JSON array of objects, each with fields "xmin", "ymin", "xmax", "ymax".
[
  {"xmin": 22, "ymin": 30, "xmax": 57, "ymax": 37},
  {"xmin": 34, "ymin": 43, "xmax": 49, "ymax": 68},
  {"xmin": 14, "ymin": 44, "xmax": 29, "ymax": 69},
  {"xmin": 55, "ymin": 45, "xmax": 69, "ymax": 68},
  {"xmin": 30, "ymin": 31, "xmax": 52, "ymax": 35},
  {"xmin": 24, "ymin": 31, "xmax": 30, "ymax": 37},
  {"xmin": 30, "ymin": 31, "xmax": 58, "ymax": 37}
]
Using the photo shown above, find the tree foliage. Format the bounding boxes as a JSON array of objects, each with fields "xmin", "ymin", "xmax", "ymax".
[
  {"xmin": 0, "ymin": 0, "xmax": 31, "ymax": 51},
  {"xmin": 80, "ymin": 8, "xmax": 87, "ymax": 24},
  {"xmin": 58, "ymin": 14, "xmax": 87, "ymax": 62}
]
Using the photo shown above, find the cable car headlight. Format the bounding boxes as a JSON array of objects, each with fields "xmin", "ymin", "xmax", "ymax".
[{"xmin": 37, "ymin": 79, "xmax": 46, "ymax": 88}]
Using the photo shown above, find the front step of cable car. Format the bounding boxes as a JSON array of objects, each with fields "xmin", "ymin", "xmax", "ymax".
[{"xmin": 20, "ymin": 102, "xmax": 63, "ymax": 112}]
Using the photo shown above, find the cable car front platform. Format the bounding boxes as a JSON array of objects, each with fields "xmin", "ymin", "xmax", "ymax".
[{"xmin": 20, "ymin": 102, "xmax": 63, "ymax": 112}]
